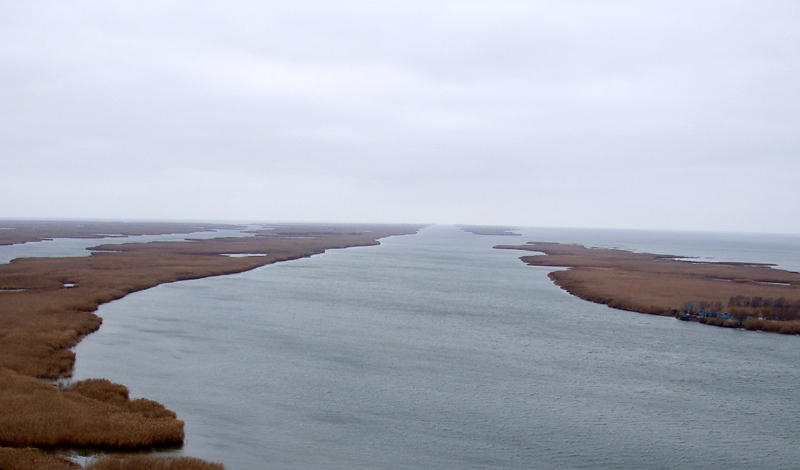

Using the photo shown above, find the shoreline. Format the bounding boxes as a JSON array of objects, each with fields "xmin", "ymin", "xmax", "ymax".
[
  {"xmin": 496, "ymin": 242, "xmax": 800, "ymax": 334},
  {"xmin": 0, "ymin": 222, "xmax": 424, "ymax": 468},
  {"xmin": 458, "ymin": 225, "xmax": 522, "ymax": 236},
  {"xmin": 0, "ymin": 220, "xmax": 244, "ymax": 246}
]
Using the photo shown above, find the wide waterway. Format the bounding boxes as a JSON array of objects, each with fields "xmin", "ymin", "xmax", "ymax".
[{"xmin": 72, "ymin": 226, "xmax": 800, "ymax": 469}]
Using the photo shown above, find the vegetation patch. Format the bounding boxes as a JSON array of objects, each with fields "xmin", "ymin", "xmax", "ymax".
[
  {"xmin": 498, "ymin": 242, "xmax": 800, "ymax": 335},
  {"xmin": 0, "ymin": 222, "xmax": 423, "ymax": 468},
  {"xmin": 0, "ymin": 369, "xmax": 184, "ymax": 449}
]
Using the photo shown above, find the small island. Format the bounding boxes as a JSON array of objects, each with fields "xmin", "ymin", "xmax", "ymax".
[
  {"xmin": 0, "ymin": 221, "xmax": 424, "ymax": 469},
  {"xmin": 496, "ymin": 242, "xmax": 800, "ymax": 334},
  {"xmin": 459, "ymin": 225, "xmax": 521, "ymax": 236}
]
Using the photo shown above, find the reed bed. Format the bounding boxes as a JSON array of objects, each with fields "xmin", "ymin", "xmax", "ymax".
[
  {"xmin": 0, "ymin": 223, "xmax": 422, "ymax": 466},
  {"xmin": 498, "ymin": 242, "xmax": 800, "ymax": 334},
  {"xmin": 0, "ymin": 447, "xmax": 79, "ymax": 470},
  {"xmin": 744, "ymin": 318, "xmax": 800, "ymax": 334},
  {"xmin": 84, "ymin": 455, "xmax": 224, "ymax": 470},
  {"xmin": 0, "ymin": 221, "xmax": 237, "ymax": 246},
  {"xmin": 0, "ymin": 308, "xmax": 102, "ymax": 379},
  {"xmin": 0, "ymin": 369, "xmax": 184, "ymax": 449},
  {"xmin": 0, "ymin": 447, "xmax": 225, "ymax": 470},
  {"xmin": 0, "ymin": 224, "xmax": 421, "ymax": 380}
]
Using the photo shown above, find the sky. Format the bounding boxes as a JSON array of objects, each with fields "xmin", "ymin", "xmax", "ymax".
[{"xmin": 1, "ymin": 1, "xmax": 799, "ymax": 233}]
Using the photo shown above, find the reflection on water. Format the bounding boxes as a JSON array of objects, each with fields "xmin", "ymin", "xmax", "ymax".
[{"xmin": 73, "ymin": 226, "xmax": 800, "ymax": 469}]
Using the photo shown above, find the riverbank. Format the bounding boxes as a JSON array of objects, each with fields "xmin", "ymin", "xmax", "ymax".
[
  {"xmin": 0, "ymin": 222, "xmax": 423, "ymax": 468},
  {"xmin": 496, "ymin": 242, "xmax": 800, "ymax": 334}
]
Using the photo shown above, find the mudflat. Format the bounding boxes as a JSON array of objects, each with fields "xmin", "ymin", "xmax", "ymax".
[
  {"xmin": 497, "ymin": 242, "xmax": 800, "ymax": 333},
  {"xmin": 0, "ymin": 222, "xmax": 423, "ymax": 468}
]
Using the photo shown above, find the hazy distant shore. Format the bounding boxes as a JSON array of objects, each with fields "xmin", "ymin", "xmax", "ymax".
[
  {"xmin": 0, "ymin": 221, "xmax": 423, "ymax": 469},
  {"xmin": 0, "ymin": 220, "xmax": 243, "ymax": 246},
  {"xmin": 497, "ymin": 242, "xmax": 800, "ymax": 334},
  {"xmin": 458, "ymin": 225, "xmax": 521, "ymax": 236}
]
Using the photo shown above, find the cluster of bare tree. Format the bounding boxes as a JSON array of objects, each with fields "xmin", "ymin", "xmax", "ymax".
[
  {"xmin": 680, "ymin": 296, "xmax": 800, "ymax": 322},
  {"xmin": 682, "ymin": 300, "xmax": 724, "ymax": 315},
  {"xmin": 728, "ymin": 296, "xmax": 800, "ymax": 322}
]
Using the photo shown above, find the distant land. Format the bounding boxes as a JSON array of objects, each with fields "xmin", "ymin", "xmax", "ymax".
[
  {"xmin": 495, "ymin": 242, "xmax": 800, "ymax": 334},
  {"xmin": 458, "ymin": 225, "xmax": 521, "ymax": 236},
  {"xmin": 0, "ymin": 220, "xmax": 240, "ymax": 245},
  {"xmin": 0, "ymin": 221, "xmax": 424, "ymax": 469}
]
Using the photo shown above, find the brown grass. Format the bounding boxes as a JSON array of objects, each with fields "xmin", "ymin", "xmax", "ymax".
[
  {"xmin": 744, "ymin": 318, "xmax": 800, "ymax": 334},
  {"xmin": 0, "ymin": 447, "xmax": 80, "ymax": 470},
  {"xmin": 497, "ymin": 242, "xmax": 800, "ymax": 334},
  {"xmin": 0, "ymin": 447, "xmax": 225, "ymax": 470},
  {"xmin": 0, "ymin": 224, "xmax": 422, "ymax": 379},
  {"xmin": 0, "ymin": 221, "xmax": 241, "ymax": 246},
  {"xmin": 0, "ymin": 369, "xmax": 183, "ymax": 449},
  {"xmin": 84, "ymin": 455, "xmax": 224, "ymax": 470},
  {"xmin": 696, "ymin": 317, "xmax": 741, "ymax": 328},
  {"xmin": 0, "ymin": 223, "xmax": 422, "ymax": 465}
]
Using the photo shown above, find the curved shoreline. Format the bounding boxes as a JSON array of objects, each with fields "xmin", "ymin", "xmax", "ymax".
[
  {"xmin": 497, "ymin": 242, "xmax": 800, "ymax": 334},
  {"xmin": 0, "ymin": 222, "xmax": 424, "ymax": 468}
]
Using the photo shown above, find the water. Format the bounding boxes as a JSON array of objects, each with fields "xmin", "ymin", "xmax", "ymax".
[
  {"xmin": 72, "ymin": 226, "xmax": 800, "ymax": 469},
  {"xmin": 0, "ymin": 227, "xmax": 256, "ymax": 264},
  {"xmin": 512, "ymin": 226, "xmax": 800, "ymax": 273}
]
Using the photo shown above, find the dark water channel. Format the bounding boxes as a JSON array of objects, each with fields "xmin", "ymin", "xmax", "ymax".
[{"xmin": 72, "ymin": 226, "xmax": 800, "ymax": 469}]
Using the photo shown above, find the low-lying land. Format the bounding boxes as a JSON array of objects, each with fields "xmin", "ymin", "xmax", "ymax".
[
  {"xmin": 0, "ymin": 447, "xmax": 224, "ymax": 470},
  {"xmin": 0, "ymin": 222, "xmax": 423, "ymax": 468},
  {"xmin": 497, "ymin": 242, "xmax": 800, "ymax": 334},
  {"xmin": 0, "ymin": 220, "xmax": 242, "ymax": 246},
  {"xmin": 459, "ymin": 225, "xmax": 521, "ymax": 236}
]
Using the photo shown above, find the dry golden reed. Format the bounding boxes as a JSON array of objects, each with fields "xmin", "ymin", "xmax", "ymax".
[
  {"xmin": 0, "ymin": 222, "xmax": 422, "ymax": 467},
  {"xmin": 744, "ymin": 318, "xmax": 800, "ymax": 334},
  {"xmin": 0, "ymin": 447, "xmax": 80, "ymax": 470},
  {"xmin": 498, "ymin": 242, "xmax": 800, "ymax": 334},
  {"xmin": 0, "ymin": 368, "xmax": 184, "ymax": 449},
  {"xmin": 0, "ymin": 447, "xmax": 226, "ymax": 470},
  {"xmin": 84, "ymin": 455, "xmax": 224, "ymax": 470}
]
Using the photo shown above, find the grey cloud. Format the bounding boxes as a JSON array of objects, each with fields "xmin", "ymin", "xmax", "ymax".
[{"xmin": 1, "ymin": 1, "xmax": 799, "ymax": 232}]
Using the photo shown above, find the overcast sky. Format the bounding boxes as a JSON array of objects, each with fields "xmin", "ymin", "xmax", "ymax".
[{"xmin": 1, "ymin": 1, "xmax": 798, "ymax": 233}]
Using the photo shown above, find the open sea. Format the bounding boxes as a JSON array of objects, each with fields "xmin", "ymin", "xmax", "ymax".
[{"xmin": 64, "ymin": 225, "xmax": 800, "ymax": 469}]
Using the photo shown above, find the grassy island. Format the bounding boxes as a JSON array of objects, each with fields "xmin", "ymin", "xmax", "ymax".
[
  {"xmin": 0, "ymin": 221, "xmax": 423, "ymax": 469},
  {"xmin": 497, "ymin": 242, "xmax": 800, "ymax": 334}
]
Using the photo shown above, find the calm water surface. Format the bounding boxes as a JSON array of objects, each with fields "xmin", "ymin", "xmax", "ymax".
[
  {"xmin": 0, "ymin": 227, "xmax": 254, "ymax": 264},
  {"xmin": 72, "ymin": 226, "xmax": 800, "ymax": 469}
]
